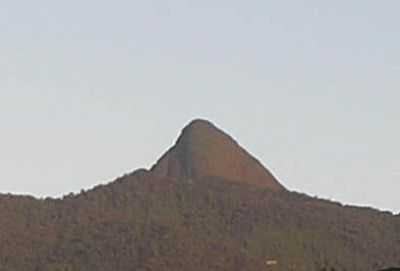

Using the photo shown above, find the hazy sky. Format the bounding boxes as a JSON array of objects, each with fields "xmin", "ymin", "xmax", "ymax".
[{"xmin": 1, "ymin": 1, "xmax": 399, "ymax": 213}]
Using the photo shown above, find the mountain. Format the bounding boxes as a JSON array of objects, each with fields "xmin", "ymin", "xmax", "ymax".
[
  {"xmin": 151, "ymin": 119, "xmax": 285, "ymax": 191},
  {"xmin": 0, "ymin": 119, "xmax": 399, "ymax": 271}
]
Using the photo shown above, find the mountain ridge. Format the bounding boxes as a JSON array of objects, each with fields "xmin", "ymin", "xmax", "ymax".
[{"xmin": 0, "ymin": 119, "xmax": 399, "ymax": 271}]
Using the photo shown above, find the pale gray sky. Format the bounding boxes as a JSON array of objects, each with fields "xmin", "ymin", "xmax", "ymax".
[{"xmin": 1, "ymin": 1, "xmax": 399, "ymax": 212}]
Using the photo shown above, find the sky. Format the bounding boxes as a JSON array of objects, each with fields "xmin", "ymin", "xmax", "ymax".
[{"xmin": 1, "ymin": 1, "xmax": 399, "ymax": 213}]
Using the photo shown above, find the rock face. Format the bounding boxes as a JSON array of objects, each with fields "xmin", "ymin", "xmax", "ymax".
[{"xmin": 151, "ymin": 119, "xmax": 285, "ymax": 191}]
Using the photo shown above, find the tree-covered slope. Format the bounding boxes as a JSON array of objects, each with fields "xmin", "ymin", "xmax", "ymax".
[
  {"xmin": 1, "ymin": 119, "xmax": 399, "ymax": 270},
  {"xmin": 0, "ymin": 170, "xmax": 399, "ymax": 271}
]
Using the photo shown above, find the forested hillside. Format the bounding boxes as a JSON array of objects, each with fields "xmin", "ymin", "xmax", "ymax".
[
  {"xmin": 1, "ymin": 120, "xmax": 399, "ymax": 270},
  {"xmin": 1, "ymin": 169, "xmax": 399, "ymax": 271}
]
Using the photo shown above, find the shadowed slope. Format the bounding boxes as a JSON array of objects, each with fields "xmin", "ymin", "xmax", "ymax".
[{"xmin": 151, "ymin": 119, "xmax": 285, "ymax": 191}]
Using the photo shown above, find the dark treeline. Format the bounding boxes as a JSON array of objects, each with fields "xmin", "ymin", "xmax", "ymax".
[{"xmin": 0, "ymin": 170, "xmax": 399, "ymax": 271}]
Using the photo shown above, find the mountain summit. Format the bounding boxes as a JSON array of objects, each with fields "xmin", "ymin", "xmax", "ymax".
[
  {"xmin": 1, "ymin": 118, "xmax": 399, "ymax": 271},
  {"xmin": 151, "ymin": 119, "xmax": 285, "ymax": 191}
]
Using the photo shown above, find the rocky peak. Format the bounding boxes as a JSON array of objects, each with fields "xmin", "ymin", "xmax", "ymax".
[{"xmin": 151, "ymin": 119, "xmax": 285, "ymax": 191}]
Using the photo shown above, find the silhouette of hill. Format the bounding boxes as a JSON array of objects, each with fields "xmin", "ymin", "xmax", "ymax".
[{"xmin": 0, "ymin": 119, "xmax": 399, "ymax": 271}]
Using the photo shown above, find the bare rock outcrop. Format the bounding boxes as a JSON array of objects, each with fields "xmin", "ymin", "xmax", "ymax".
[{"xmin": 151, "ymin": 119, "xmax": 285, "ymax": 191}]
